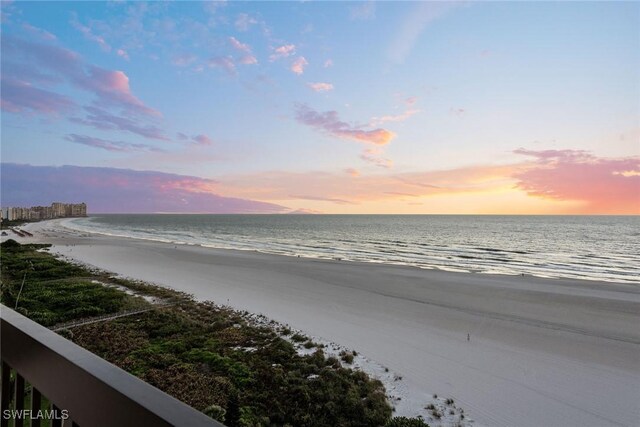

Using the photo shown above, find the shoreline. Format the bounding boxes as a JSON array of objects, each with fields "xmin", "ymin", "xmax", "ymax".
[
  {"xmin": 55, "ymin": 216, "xmax": 640, "ymax": 285},
  {"xmin": 10, "ymin": 219, "xmax": 640, "ymax": 427}
]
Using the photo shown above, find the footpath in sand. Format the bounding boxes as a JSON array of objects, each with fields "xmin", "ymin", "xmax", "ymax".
[{"xmin": 13, "ymin": 220, "xmax": 640, "ymax": 427}]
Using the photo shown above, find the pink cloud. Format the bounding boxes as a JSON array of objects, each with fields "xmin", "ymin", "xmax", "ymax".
[
  {"xmin": 291, "ymin": 56, "xmax": 308, "ymax": 75},
  {"xmin": 229, "ymin": 36, "xmax": 251, "ymax": 53},
  {"xmin": 370, "ymin": 108, "xmax": 420, "ymax": 126},
  {"xmin": 228, "ymin": 37, "xmax": 258, "ymax": 65},
  {"xmin": 307, "ymin": 82, "xmax": 334, "ymax": 92},
  {"xmin": 361, "ymin": 148, "xmax": 393, "ymax": 168},
  {"xmin": 239, "ymin": 54, "xmax": 258, "ymax": 65},
  {"xmin": 1, "ymin": 76, "xmax": 75, "ymax": 115},
  {"xmin": 1, "ymin": 34, "xmax": 229, "ymax": 147},
  {"xmin": 295, "ymin": 104, "xmax": 396, "ymax": 146},
  {"xmin": 79, "ymin": 67, "xmax": 158, "ymax": 115},
  {"xmin": 323, "ymin": 59, "xmax": 333, "ymax": 68},
  {"xmin": 65, "ymin": 134, "xmax": 161, "ymax": 153},
  {"xmin": 116, "ymin": 49, "xmax": 129, "ymax": 60},
  {"xmin": 192, "ymin": 134, "xmax": 213, "ymax": 146},
  {"xmin": 345, "ymin": 168, "xmax": 360, "ymax": 177},
  {"xmin": 405, "ymin": 96, "xmax": 417, "ymax": 106},
  {"xmin": 2, "ymin": 36, "xmax": 158, "ymax": 116},
  {"xmin": 513, "ymin": 149, "xmax": 640, "ymax": 213},
  {"xmin": 208, "ymin": 56, "xmax": 237, "ymax": 75},
  {"xmin": 269, "ymin": 44, "xmax": 295, "ymax": 62},
  {"xmin": 1, "ymin": 163, "xmax": 286, "ymax": 214}
]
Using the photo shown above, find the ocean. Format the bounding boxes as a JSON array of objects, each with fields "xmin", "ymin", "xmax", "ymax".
[{"xmin": 63, "ymin": 214, "xmax": 640, "ymax": 284}]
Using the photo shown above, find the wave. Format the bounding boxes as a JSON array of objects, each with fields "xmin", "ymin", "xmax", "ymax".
[{"xmin": 61, "ymin": 216, "xmax": 640, "ymax": 284}]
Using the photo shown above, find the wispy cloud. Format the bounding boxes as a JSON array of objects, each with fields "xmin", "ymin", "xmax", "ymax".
[
  {"xmin": 323, "ymin": 59, "xmax": 333, "ymax": 68},
  {"xmin": 174, "ymin": 133, "xmax": 213, "ymax": 146},
  {"xmin": 65, "ymin": 134, "xmax": 161, "ymax": 153},
  {"xmin": 116, "ymin": 49, "xmax": 129, "ymax": 60},
  {"xmin": 1, "ymin": 76, "xmax": 75, "ymax": 115},
  {"xmin": 307, "ymin": 82, "xmax": 334, "ymax": 92},
  {"xmin": 289, "ymin": 194, "xmax": 356, "ymax": 205},
  {"xmin": 208, "ymin": 56, "xmax": 237, "ymax": 76},
  {"xmin": 235, "ymin": 13, "xmax": 258, "ymax": 31},
  {"xmin": 350, "ymin": 1, "xmax": 376, "ymax": 20},
  {"xmin": 228, "ymin": 37, "xmax": 258, "ymax": 65},
  {"xmin": 387, "ymin": 2, "xmax": 462, "ymax": 64},
  {"xmin": 295, "ymin": 104, "xmax": 395, "ymax": 146},
  {"xmin": 370, "ymin": 109, "xmax": 420, "ymax": 126},
  {"xmin": 269, "ymin": 44, "xmax": 295, "ymax": 61},
  {"xmin": 203, "ymin": 1, "xmax": 228, "ymax": 18},
  {"xmin": 70, "ymin": 12, "xmax": 111, "ymax": 52},
  {"xmin": 361, "ymin": 147, "xmax": 393, "ymax": 168},
  {"xmin": 70, "ymin": 106, "xmax": 168, "ymax": 141},
  {"xmin": 290, "ymin": 56, "xmax": 308, "ymax": 75},
  {"xmin": 21, "ymin": 23, "xmax": 57, "ymax": 41},
  {"xmin": 192, "ymin": 134, "xmax": 213, "ymax": 146},
  {"xmin": 228, "ymin": 36, "xmax": 251, "ymax": 54},
  {"xmin": 172, "ymin": 53, "xmax": 197, "ymax": 67}
]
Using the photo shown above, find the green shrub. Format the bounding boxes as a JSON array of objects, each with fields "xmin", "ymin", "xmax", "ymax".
[
  {"xmin": 341, "ymin": 352, "xmax": 354, "ymax": 364},
  {"xmin": 0, "ymin": 239, "xmax": 21, "ymax": 249},
  {"xmin": 290, "ymin": 333, "xmax": 306, "ymax": 342}
]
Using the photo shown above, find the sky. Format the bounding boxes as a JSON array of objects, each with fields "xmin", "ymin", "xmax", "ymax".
[{"xmin": 1, "ymin": 0, "xmax": 638, "ymax": 214}]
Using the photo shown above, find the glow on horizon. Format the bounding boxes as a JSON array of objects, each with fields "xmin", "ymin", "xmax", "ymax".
[{"xmin": 0, "ymin": 1, "xmax": 638, "ymax": 214}]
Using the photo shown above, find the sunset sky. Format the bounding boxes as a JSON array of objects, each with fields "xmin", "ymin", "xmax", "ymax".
[{"xmin": 1, "ymin": 1, "xmax": 638, "ymax": 214}]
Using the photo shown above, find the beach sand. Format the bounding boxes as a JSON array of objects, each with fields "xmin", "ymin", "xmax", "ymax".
[{"xmin": 12, "ymin": 220, "xmax": 640, "ymax": 427}]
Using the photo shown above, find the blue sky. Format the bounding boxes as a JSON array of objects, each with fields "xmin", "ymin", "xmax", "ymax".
[{"xmin": 1, "ymin": 1, "xmax": 638, "ymax": 214}]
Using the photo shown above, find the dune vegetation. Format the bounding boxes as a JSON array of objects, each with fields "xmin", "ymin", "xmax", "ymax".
[{"xmin": 1, "ymin": 240, "xmax": 429, "ymax": 426}]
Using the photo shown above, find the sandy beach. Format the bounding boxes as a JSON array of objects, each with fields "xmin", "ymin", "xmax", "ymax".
[{"xmin": 10, "ymin": 219, "xmax": 640, "ymax": 427}]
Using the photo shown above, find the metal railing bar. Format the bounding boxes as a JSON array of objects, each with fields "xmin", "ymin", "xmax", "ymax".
[
  {"xmin": 0, "ymin": 361, "xmax": 10, "ymax": 427},
  {"xmin": 1, "ymin": 305, "xmax": 223, "ymax": 427},
  {"xmin": 50, "ymin": 404, "xmax": 61, "ymax": 427},
  {"xmin": 14, "ymin": 373, "xmax": 25, "ymax": 427},
  {"xmin": 30, "ymin": 387, "xmax": 41, "ymax": 427}
]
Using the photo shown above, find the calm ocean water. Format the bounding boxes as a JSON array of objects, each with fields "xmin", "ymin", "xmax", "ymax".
[{"xmin": 64, "ymin": 215, "xmax": 640, "ymax": 284}]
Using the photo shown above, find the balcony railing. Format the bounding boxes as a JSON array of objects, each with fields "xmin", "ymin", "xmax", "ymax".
[{"xmin": 1, "ymin": 305, "xmax": 224, "ymax": 427}]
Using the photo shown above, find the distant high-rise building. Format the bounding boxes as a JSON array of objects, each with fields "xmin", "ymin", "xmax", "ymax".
[{"xmin": 0, "ymin": 202, "xmax": 88, "ymax": 221}]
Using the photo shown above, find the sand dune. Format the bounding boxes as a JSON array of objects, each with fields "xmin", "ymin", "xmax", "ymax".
[{"xmin": 18, "ymin": 220, "xmax": 640, "ymax": 426}]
